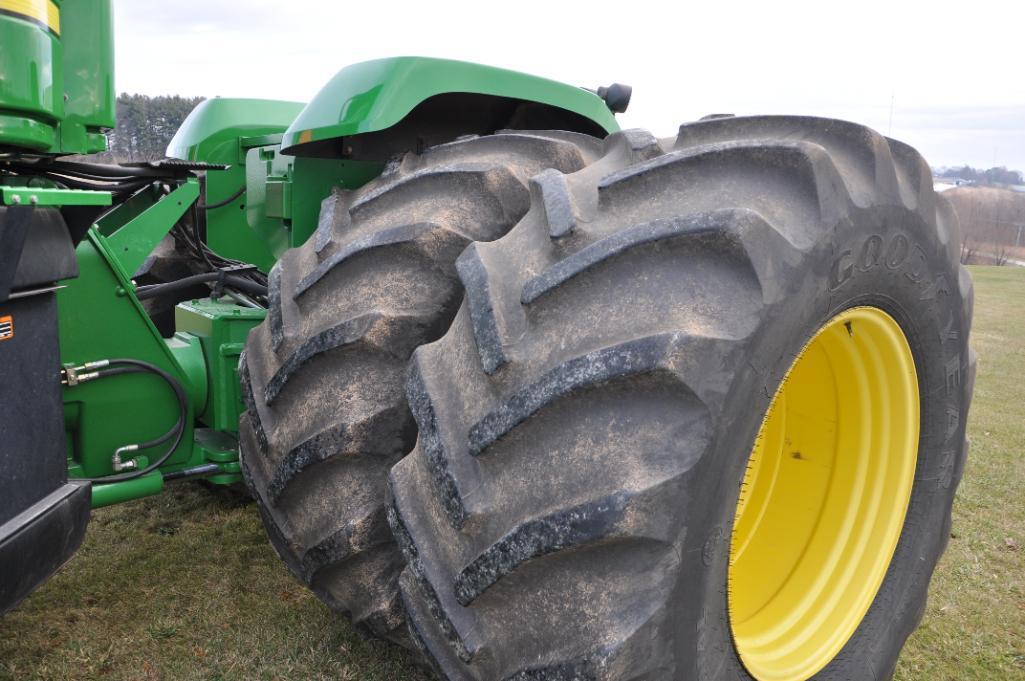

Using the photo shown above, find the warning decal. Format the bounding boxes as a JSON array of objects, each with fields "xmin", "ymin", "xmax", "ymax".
[{"xmin": 0, "ymin": 315, "xmax": 13, "ymax": 342}]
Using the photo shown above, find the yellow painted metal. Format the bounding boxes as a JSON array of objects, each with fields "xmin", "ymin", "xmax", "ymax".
[
  {"xmin": 0, "ymin": 0, "xmax": 59, "ymax": 34},
  {"xmin": 729, "ymin": 307, "xmax": 920, "ymax": 681}
]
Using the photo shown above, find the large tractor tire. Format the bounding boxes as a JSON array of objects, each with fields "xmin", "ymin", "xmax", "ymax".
[
  {"xmin": 238, "ymin": 130, "xmax": 605, "ymax": 643},
  {"xmin": 387, "ymin": 117, "xmax": 975, "ymax": 680}
]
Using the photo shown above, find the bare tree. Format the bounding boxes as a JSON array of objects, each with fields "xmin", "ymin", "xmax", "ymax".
[
  {"xmin": 946, "ymin": 186, "xmax": 1025, "ymax": 266},
  {"xmin": 994, "ymin": 243, "xmax": 1009, "ymax": 267}
]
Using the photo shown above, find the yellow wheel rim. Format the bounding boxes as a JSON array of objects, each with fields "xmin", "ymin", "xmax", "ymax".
[{"xmin": 728, "ymin": 307, "xmax": 920, "ymax": 681}]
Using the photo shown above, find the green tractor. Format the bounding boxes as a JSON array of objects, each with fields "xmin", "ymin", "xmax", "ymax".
[{"xmin": 0, "ymin": 2, "xmax": 975, "ymax": 680}]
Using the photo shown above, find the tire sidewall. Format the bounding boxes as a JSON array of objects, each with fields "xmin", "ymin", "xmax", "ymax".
[{"xmin": 679, "ymin": 203, "xmax": 971, "ymax": 680}]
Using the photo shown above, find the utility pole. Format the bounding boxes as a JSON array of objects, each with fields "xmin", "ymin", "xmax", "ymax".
[{"xmin": 888, "ymin": 93, "xmax": 895, "ymax": 136}]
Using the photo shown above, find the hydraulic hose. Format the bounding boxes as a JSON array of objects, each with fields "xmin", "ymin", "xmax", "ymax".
[
  {"xmin": 190, "ymin": 201, "xmax": 218, "ymax": 272},
  {"xmin": 197, "ymin": 185, "xmax": 245, "ymax": 210},
  {"xmin": 34, "ymin": 159, "xmax": 168, "ymax": 179},
  {"xmin": 134, "ymin": 272, "xmax": 268, "ymax": 301},
  {"xmin": 72, "ymin": 358, "xmax": 188, "ymax": 483}
]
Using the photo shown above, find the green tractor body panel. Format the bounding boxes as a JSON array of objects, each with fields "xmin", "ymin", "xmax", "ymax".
[
  {"xmin": 167, "ymin": 98, "xmax": 383, "ymax": 268},
  {"xmin": 166, "ymin": 98, "xmax": 306, "ymax": 163},
  {"xmin": 166, "ymin": 99, "xmax": 384, "ymax": 271},
  {"xmin": 168, "ymin": 58, "xmax": 620, "ymax": 270},
  {"xmin": 0, "ymin": 5, "xmax": 629, "ymax": 612},
  {"xmin": 281, "ymin": 56, "xmax": 620, "ymax": 155},
  {"xmin": 166, "ymin": 99, "xmax": 309, "ymax": 270},
  {"xmin": 0, "ymin": 1, "xmax": 61, "ymax": 151},
  {"xmin": 0, "ymin": 0, "xmax": 114, "ymax": 154},
  {"xmin": 58, "ymin": 0, "xmax": 116, "ymax": 153},
  {"xmin": 5, "ymin": 46, "xmax": 623, "ymax": 512},
  {"xmin": 59, "ymin": 187, "xmax": 201, "ymax": 481},
  {"xmin": 57, "ymin": 182, "xmax": 249, "ymax": 500},
  {"xmin": 174, "ymin": 298, "xmax": 264, "ymax": 434}
]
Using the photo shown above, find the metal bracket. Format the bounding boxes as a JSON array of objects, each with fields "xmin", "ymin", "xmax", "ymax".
[
  {"xmin": 105, "ymin": 179, "xmax": 200, "ymax": 276},
  {"xmin": 0, "ymin": 186, "xmax": 112, "ymax": 207}
]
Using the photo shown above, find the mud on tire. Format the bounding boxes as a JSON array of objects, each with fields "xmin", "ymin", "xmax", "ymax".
[
  {"xmin": 387, "ymin": 118, "xmax": 974, "ymax": 679},
  {"xmin": 239, "ymin": 130, "xmax": 604, "ymax": 644}
]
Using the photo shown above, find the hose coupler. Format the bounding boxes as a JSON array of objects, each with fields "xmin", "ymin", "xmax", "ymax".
[
  {"xmin": 112, "ymin": 444, "xmax": 140, "ymax": 472},
  {"xmin": 61, "ymin": 360, "xmax": 111, "ymax": 386}
]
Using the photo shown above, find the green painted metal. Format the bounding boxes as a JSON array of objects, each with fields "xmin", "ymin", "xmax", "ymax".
[
  {"xmin": 0, "ymin": 112, "xmax": 56, "ymax": 150},
  {"xmin": 194, "ymin": 428, "xmax": 243, "ymax": 486},
  {"xmin": 168, "ymin": 103, "xmax": 381, "ymax": 267},
  {"xmin": 235, "ymin": 138, "xmax": 292, "ymax": 268},
  {"xmin": 0, "ymin": 0, "xmax": 114, "ymax": 154},
  {"xmin": 59, "ymin": 186, "xmax": 247, "ymax": 498},
  {"xmin": 105, "ymin": 180, "xmax": 198, "ymax": 276},
  {"xmin": 58, "ymin": 0, "xmax": 115, "ymax": 154},
  {"xmin": 167, "ymin": 331, "xmax": 208, "ymax": 415},
  {"xmin": 95, "ymin": 183, "xmax": 161, "ymax": 237},
  {"xmin": 167, "ymin": 98, "xmax": 305, "ymax": 163},
  {"xmin": 174, "ymin": 299, "xmax": 264, "ymax": 433},
  {"xmin": 0, "ymin": 185, "xmax": 111, "ymax": 206},
  {"xmin": 281, "ymin": 56, "xmax": 620, "ymax": 152},
  {"xmin": 289, "ymin": 157, "xmax": 382, "ymax": 248},
  {"xmin": 211, "ymin": 142, "xmax": 380, "ymax": 264},
  {"xmin": 35, "ymin": 49, "xmax": 622, "ymax": 509},
  {"xmin": 0, "ymin": 2, "xmax": 61, "ymax": 150},
  {"xmin": 168, "ymin": 61, "xmax": 616, "ymax": 268},
  {"xmin": 59, "ymin": 224, "xmax": 198, "ymax": 480},
  {"xmin": 91, "ymin": 469, "xmax": 163, "ymax": 509},
  {"xmin": 166, "ymin": 99, "xmax": 305, "ymax": 271}
]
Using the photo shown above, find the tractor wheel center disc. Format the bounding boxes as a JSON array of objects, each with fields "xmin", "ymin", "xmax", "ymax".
[{"xmin": 728, "ymin": 306, "xmax": 920, "ymax": 681}]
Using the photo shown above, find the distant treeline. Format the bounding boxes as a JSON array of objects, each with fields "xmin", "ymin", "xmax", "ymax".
[
  {"xmin": 945, "ymin": 186, "xmax": 1025, "ymax": 265},
  {"xmin": 935, "ymin": 165, "xmax": 1023, "ymax": 187},
  {"xmin": 90, "ymin": 93, "xmax": 205, "ymax": 162}
]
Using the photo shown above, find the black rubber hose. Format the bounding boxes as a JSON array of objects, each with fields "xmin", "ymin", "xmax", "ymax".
[
  {"xmin": 198, "ymin": 185, "xmax": 245, "ymax": 210},
  {"xmin": 41, "ymin": 173, "xmax": 151, "ymax": 193},
  {"xmin": 134, "ymin": 272, "xmax": 268, "ymax": 300},
  {"xmin": 191, "ymin": 201, "xmax": 218, "ymax": 272},
  {"xmin": 41, "ymin": 159, "xmax": 167, "ymax": 179},
  {"xmin": 5, "ymin": 163, "xmax": 145, "ymax": 182},
  {"xmin": 4, "ymin": 163, "xmax": 154, "ymax": 188},
  {"xmin": 74, "ymin": 358, "xmax": 188, "ymax": 483}
]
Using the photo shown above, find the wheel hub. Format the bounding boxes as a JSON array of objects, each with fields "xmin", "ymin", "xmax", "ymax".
[{"xmin": 729, "ymin": 306, "xmax": 920, "ymax": 681}]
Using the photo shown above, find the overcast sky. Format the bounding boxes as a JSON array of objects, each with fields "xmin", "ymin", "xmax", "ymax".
[{"xmin": 114, "ymin": 0, "xmax": 1025, "ymax": 171}]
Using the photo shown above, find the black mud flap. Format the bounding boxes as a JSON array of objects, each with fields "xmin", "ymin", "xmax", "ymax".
[
  {"xmin": 0, "ymin": 205, "xmax": 87, "ymax": 615},
  {"xmin": 0, "ymin": 481, "xmax": 90, "ymax": 614}
]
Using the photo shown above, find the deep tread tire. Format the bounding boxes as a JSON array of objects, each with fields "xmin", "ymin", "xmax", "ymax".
[
  {"xmin": 239, "ymin": 130, "xmax": 604, "ymax": 644},
  {"xmin": 387, "ymin": 118, "xmax": 974, "ymax": 679}
]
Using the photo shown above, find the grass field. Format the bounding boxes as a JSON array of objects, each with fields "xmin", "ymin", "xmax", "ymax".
[{"xmin": 1, "ymin": 266, "xmax": 1022, "ymax": 681}]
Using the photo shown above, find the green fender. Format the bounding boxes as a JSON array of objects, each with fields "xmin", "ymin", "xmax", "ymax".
[
  {"xmin": 281, "ymin": 56, "xmax": 620, "ymax": 156},
  {"xmin": 166, "ymin": 98, "xmax": 306, "ymax": 163}
]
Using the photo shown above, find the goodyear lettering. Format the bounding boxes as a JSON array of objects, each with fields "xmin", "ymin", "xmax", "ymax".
[
  {"xmin": 830, "ymin": 249, "xmax": 854, "ymax": 289},
  {"xmin": 904, "ymin": 245, "xmax": 929, "ymax": 284},
  {"xmin": 858, "ymin": 235, "xmax": 884, "ymax": 271},
  {"xmin": 829, "ymin": 232, "xmax": 948, "ymax": 302},
  {"xmin": 885, "ymin": 233, "xmax": 910, "ymax": 269}
]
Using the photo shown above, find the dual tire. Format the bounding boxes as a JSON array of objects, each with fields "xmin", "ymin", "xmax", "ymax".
[
  {"xmin": 241, "ymin": 116, "xmax": 974, "ymax": 680},
  {"xmin": 239, "ymin": 129, "xmax": 604, "ymax": 643}
]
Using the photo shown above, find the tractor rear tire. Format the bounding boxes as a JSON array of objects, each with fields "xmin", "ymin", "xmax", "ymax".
[
  {"xmin": 238, "ymin": 130, "xmax": 604, "ymax": 644},
  {"xmin": 387, "ymin": 117, "xmax": 974, "ymax": 680}
]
